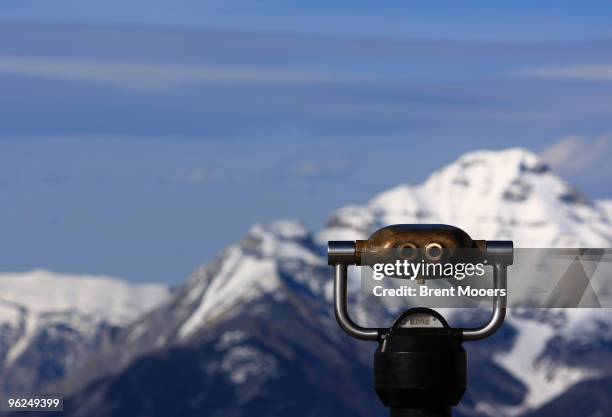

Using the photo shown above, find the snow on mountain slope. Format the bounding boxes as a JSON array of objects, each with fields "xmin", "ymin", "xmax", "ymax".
[
  {"xmin": 50, "ymin": 221, "xmax": 332, "ymax": 396},
  {"xmin": 494, "ymin": 314, "xmax": 599, "ymax": 416},
  {"xmin": 0, "ymin": 269, "xmax": 170, "ymax": 394},
  {"xmin": 599, "ymin": 200, "xmax": 612, "ymax": 222},
  {"xmin": 177, "ymin": 221, "xmax": 326, "ymax": 341},
  {"xmin": 0, "ymin": 269, "xmax": 169, "ymax": 327}
]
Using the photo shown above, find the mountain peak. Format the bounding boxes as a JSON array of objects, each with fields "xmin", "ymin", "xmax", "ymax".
[
  {"xmin": 249, "ymin": 220, "xmax": 310, "ymax": 242},
  {"xmin": 241, "ymin": 220, "xmax": 320, "ymax": 262},
  {"xmin": 176, "ymin": 220, "xmax": 324, "ymax": 341},
  {"xmin": 452, "ymin": 148, "xmax": 546, "ymax": 172},
  {"xmin": 423, "ymin": 148, "xmax": 552, "ymax": 199},
  {"xmin": 321, "ymin": 148, "xmax": 611, "ymax": 247}
]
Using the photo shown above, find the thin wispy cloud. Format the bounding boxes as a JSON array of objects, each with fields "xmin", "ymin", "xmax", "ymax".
[
  {"xmin": 541, "ymin": 133, "xmax": 612, "ymax": 177},
  {"xmin": 291, "ymin": 160, "xmax": 352, "ymax": 181},
  {"xmin": 181, "ymin": 167, "xmax": 226, "ymax": 185},
  {"xmin": 0, "ymin": 56, "xmax": 346, "ymax": 91},
  {"xmin": 513, "ymin": 64, "xmax": 612, "ymax": 81}
]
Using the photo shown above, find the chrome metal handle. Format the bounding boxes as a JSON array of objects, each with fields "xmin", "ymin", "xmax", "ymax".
[
  {"xmin": 461, "ymin": 262, "xmax": 508, "ymax": 341},
  {"xmin": 329, "ymin": 239, "xmax": 513, "ymax": 342},
  {"xmin": 333, "ymin": 263, "xmax": 380, "ymax": 340}
]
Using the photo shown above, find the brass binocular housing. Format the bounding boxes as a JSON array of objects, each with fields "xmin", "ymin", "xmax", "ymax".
[{"xmin": 327, "ymin": 224, "xmax": 513, "ymax": 341}]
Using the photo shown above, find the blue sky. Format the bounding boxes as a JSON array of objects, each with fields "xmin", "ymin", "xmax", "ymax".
[
  {"xmin": 3, "ymin": 1, "xmax": 612, "ymax": 41},
  {"xmin": 1, "ymin": 2, "xmax": 612, "ymax": 282}
]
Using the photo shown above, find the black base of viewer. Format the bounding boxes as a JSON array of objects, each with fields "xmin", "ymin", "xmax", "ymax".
[{"xmin": 375, "ymin": 309, "xmax": 465, "ymax": 417}]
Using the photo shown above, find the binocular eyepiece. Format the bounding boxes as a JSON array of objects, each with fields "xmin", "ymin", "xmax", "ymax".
[
  {"xmin": 329, "ymin": 224, "xmax": 512, "ymax": 267},
  {"xmin": 328, "ymin": 224, "xmax": 513, "ymax": 417}
]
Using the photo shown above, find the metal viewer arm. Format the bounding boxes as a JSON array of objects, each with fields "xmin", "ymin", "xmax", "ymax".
[
  {"xmin": 333, "ymin": 263, "xmax": 380, "ymax": 340},
  {"xmin": 461, "ymin": 241, "xmax": 512, "ymax": 341}
]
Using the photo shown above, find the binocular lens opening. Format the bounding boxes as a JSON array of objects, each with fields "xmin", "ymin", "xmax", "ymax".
[
  {"xmin": 425, "ymin": 242, "xmax": 443, "ymax": 261},
  {"xmin": 399, "ymin": 242, "xmax": 418, "ymax": 260}
]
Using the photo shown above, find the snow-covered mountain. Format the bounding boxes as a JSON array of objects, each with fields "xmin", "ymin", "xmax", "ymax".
[
  {"xmin": 318, "ymin": 148, "xmax": 611, "ymax": 247},
  {"xmin": 0, "ymin": 269, "xmax": 170, "ymax": 394},
  {"xmin": 318, "ymin": 148, "xmax": 612, "ymax": 416},
  {"xmin": 48, "ymin": 222, "xmax": 376, "ymax": 417},
  {"xmin": 20, "ymin": 148, "xmax": 612, "ymax": 417}
]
